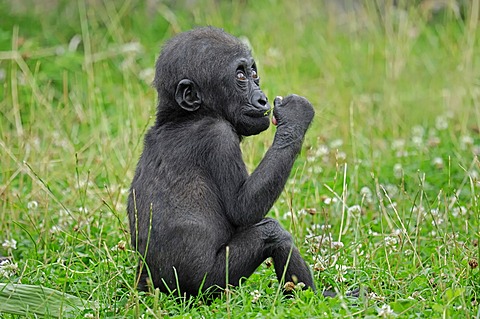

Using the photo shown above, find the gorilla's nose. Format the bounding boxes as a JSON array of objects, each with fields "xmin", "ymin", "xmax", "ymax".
[{"xmin": 252, "ymin": 90, "xmax": 270, "ymax": 112}]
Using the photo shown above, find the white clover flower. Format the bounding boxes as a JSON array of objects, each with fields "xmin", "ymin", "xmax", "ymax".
[
  {"xmin": 250, "ymin": 289, "xmax": 261, "ymax": 303},
  {"xmin": 313, "ymin": 255, "xmax": 330, "ymax": 271},
  {"xmin": 460, "ymin": 135, "xmax": 474, "ymax": 149},
  {"xmin": 117, "ymin": 240, "xmax": 126, "ymax": 251},
  {"xmin": 395, "ymin": 150, "xmax": 409, "ymax": 158},
  {"xmin": 428, "ymin": 135, "xmax": 441, "ymax": 147},
  {"xmin": 322, "ymin": 224, "xmax": 332, "ymax": 231},
  {"xmin": 2, "ymin": 239, "xmax": 17, "ymax": 250},
  {"xmin": 435, "ymin": 116, "xmax": 448, "ymax": 130},
  {"xmin": 307, "ymin": 166, "xmax": 323, "ymax": 174},
  {"xmin": 297, "ymin": 209, "xmax": 308, "ymax": 217},
  {"xmin": 334, "ymin": 264, "xmax": 348, "ymax": 282},
  {"xmin": 50, "ymin": 226, "xmax": 62, "ymax": 234},
  {"xmin": 360, "ymin": 186, "xmax": 372, "ymax": 196},
  {"xmin": 330, "ymin": 139, "xmax": 344, "ymax": 149},
  {"xmin": 384, "ymin": 236, "xmax": 397, "ymax": 247},
  {"xmin": 282, "ymin": 211, "xmax": 292, "ymax": 220},
  {"xmin": 121, "ymin": 41, "xmax": 143, "ymax": 54},
  {"xmin": 335, "ymin": 264, "xmax": 348, "ymax": 272},
  {"xmin": 323, "ymin": 197, "xmax": 338, "ymax": 205},
  {"xmin": 55, "ymin": 45, "xmax": 66, "ymax": 55},
  {"xmin": 412, "ymin": 205, "xmax": 426, "ymax": 216},
  {"xmin": 77, "ymin": 179, "xmax": 90, "ymax": 188},
  {"xmin": 331, "ymin": 241, "xmax": 344, "ymax": 250},
  {"xmin": 0, "ymin": 260, "xmax": 18, "ymax": 278},
  {"xmin": 295, "ymin": 282, "xmax": 305, "ymax": 290},
  {"xmin": 377, "ymin": 304, "xmax": 395, "ymax": 318},
  {"xmin": 429, "ymin": 208, "xmax": 444, "ymax": 225},
  {"xmin": 432, "ymin": 157, "xmax": 444, "ymax": 169},
  {"xmin": 367, "ymin": 291, "xmax": 385, "ymax": 301},
  {"xmin": 59, "ymin": 209, "xmax": 69, "ymax": 217},
  {"xmin": 314, "ymin": 261, "xmax": 326, "ymax": 272},
  {"xmin": 336, "ymin": 151, "xmax": 347, "ymax": 161},
  {"xmin": 368, "ymin": 229, "xmax": 379, "ymax": 236},
  {"xmin": 308, "ymin": 224, "xmax": 321, "ymax": 233},
  {"xmin": 360, "ymin": 186, "xmax": 374, "ymax": 204},
  {"xmin": 412, "ymin": 125, "xmax": 425, "ymax": 137},
  {"xmin": 451, "ymin": 206, "xmax": 467, "ymax": 217},
  {"xmin": 392, "ymin": 229, "xmax": 402, "ymax": 236},
  {"xmin": 393, "ymin": 163, "xmax": 403, "ymax": 179},
  {"xmin": 356, "ymin": 244, "xmax": 365, "ymax": 256},
  {"xmin": 139, "ymin": 68, "xmax": 155, "ymax": 83},
  {"xmin": 110, "ymin": 240, "xmax": 127, "ymax": 251},
  {"xmin": 387, "ymin": 202, "xmax": 397, "ymax": 209},
  {"xmin": 307, "ymin": 231, "xmax": 333, "ymax": 245},
  {"xmin": 347, "ymin": 205, "xmax": 362, "ymax": 215},
  {"xmin": 391, "ymin": 139, "xmax": 405, "ymax": 150},
  {"xmin": 410, "ymin": 291, "xmax": 426, "ymax": 301},
  {"xmin": 307, "ymin": 224, "xmax": 332, "ymax": 237},
  {"xmin": 385, "ymin": 184, "xmax": 399, "ymax": 197},
  {"xmin": 27, "ymin": 201, "xmax": 38, "ymax": 210},
  {"xmin": 473, "ymin": 145, "xmax": 480, "ymax": 156},
  {"xmin": 412, "ymin": 136, "xmax": 423, "ymax": 147},
  {"xmin": 306, "ymin": 156, "xmax": 316, "ymax": 163},
  {"xmin": 17, "ymin": 73, "xmax": 26, "ymax": 85},
  {"xmin": 469, "ymin": 170, "xmax": 479, "ymax": 180},
  {"xmin": 315, "ymin": 145, "xmax": 330, "ymax": 157},
  {"xmin": 335, "ymin": 273, "xmax": 346, "ymax": 282}
]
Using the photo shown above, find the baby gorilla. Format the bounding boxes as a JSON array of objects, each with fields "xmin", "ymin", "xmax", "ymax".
[{"xmin": 127, "ymin": 27, "xmax": 315, "ymax": 297}]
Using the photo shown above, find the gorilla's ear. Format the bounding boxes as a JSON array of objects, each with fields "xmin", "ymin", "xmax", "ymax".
[{"xmin": 175, "ymin": 79, "xmax": 202, "ymax": 112}]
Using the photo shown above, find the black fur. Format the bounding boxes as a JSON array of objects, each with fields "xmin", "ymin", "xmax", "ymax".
[{"xmin": 127, "ymin": 27, "xmax": 315, "ymax": 297}]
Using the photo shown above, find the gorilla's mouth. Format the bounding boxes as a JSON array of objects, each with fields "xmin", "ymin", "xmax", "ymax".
[
  {"xmin": 245, "ymin": 103, "xmax": 272, "ymax": 118},
  {"xmin": 245, "ymin": 110, "xmax": 269, "ymax": 118}
]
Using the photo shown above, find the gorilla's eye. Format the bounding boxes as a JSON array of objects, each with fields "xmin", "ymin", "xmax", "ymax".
[
  {"xmin": 251, "ymin": 69, "xmax": 258, "ymax": 79},
  {"xmin": 236, "ymin": 71, "xmax": 247, "ymax": 81}
]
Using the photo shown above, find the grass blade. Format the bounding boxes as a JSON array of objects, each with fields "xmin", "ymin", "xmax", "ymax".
[{"xmin": 0, "ymin": 283, "xmax": 96, "ymax": 318}]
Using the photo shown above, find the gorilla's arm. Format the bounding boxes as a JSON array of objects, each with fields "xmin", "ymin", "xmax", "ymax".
[
  {"xmin": 209, "ymin": 95, "xmax": 314, "ymax": 227},
  {"xmin": 236, "ymin": 141, "xmax": 302, "ymax": 226}
]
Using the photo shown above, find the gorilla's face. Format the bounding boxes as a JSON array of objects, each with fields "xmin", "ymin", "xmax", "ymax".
[
  {"xmin": 226, "ymin": 56, "xmax": 271, "ymax": 136},
  {"xmin": 156, "ymin": 27, "xmax": 271, "ymax": 136}
]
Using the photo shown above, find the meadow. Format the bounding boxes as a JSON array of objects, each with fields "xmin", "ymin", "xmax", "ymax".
[{"xmin": 0, "ymin": 0, "xmax": 479, "ymax": 318}]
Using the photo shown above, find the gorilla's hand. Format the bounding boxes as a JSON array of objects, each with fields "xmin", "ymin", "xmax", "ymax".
[{"xmin": 273, "ymin": 94, "xmax": 314, "ymax": 141}]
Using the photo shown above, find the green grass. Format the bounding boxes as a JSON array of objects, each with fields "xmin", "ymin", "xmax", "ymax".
[{"xmin": 0, "ymin": 0, "xmax": 479, "ymax": 317}]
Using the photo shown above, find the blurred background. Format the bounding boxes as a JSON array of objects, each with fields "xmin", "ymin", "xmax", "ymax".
[{"xmin": 0, "ymin": 1, "xmax": 479, "ymax": 317}]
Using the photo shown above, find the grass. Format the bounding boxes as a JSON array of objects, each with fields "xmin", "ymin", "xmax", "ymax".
[{"xmin": 0, "ymin": 0, "xmax": 479, "ymax": 317}]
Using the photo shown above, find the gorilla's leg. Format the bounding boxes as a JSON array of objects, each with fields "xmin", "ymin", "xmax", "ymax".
[
  {"xmin": 270, "ymin": 238, "xmax": 316, "ymax": 290},
  {"xmin": 204, "ymin": 218, "xmax": 315, "ymax": 291}
]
